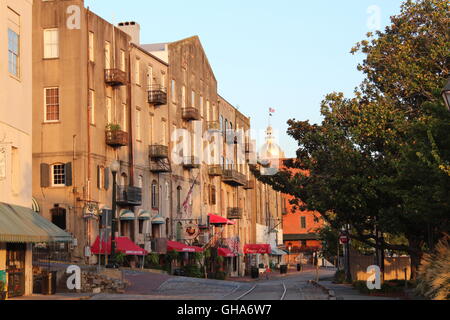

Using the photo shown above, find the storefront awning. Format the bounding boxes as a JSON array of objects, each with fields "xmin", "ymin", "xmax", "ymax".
[
  {"xmin": 0, "ymin": 202, "xmax": 72, "ymax": 243},
  {"xmin": 218, "ymin": 247, "xmax": 236, "ymax": 257},
  {"xmin": 119, "ymin": 210, "xmax": 135, "ymax": 221},
  {"xmin": 32, "ymin": 197, "xmax": 40, "ymax": 213},
  {"xmin": 167, "ymin": 240, "xmax": 203, "ymax": 253},
  {"xmin": 138, "ymin": 210, "xmax": 151, "ymax": 220},
  {"xmin": 270, "ymin": 247, "xmax": 287, "ymax": 256},
  {"xmin": 152, "ymin": 215, "xmax": 165, "ymax": 225},
  {"xmin": 208, "ymin": 214, "xmax": 235, "ymax": 226},
  {"xmin": 244, "ymin": 244, "xmax": 271, "ymax": 254},
  {"xmin": 91, "ymin": 236, "xmax": 148, "ymax": 256}
]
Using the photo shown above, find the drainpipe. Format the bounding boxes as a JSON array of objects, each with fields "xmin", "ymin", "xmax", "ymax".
[
  {"xmin": 127, "ymin": 44, "xmax": 134, "ymax": 186},
  {"xmin": 86, "ymin": 8, "xmax": 92, "ymax": 256}
]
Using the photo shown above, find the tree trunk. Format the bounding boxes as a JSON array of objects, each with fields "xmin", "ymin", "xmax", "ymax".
[{"xmin": 407, "ymin": 237, "xmax": 424, "ymax": 280}]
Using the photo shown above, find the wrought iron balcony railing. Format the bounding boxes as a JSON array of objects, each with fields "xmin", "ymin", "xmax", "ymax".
[
  {"xmin": 116, "ymin": 186, "xmax": 142, "ymax": 206},
  {"xmin": 208, "ymin": 165, "xmax": 223, "ymax": 176},
  {"xmin": 149, "ymin": 145, "xmax": 169, "ymax": 159},
  {"xmin": 182, "ymin": 108, "xmax": 201, "ymax": 121},
  {"xmin": 222, "ymin": 169, "xmax": 246, "ymax": 186},
  {"xmin": 183, "ymin": 156, "xmax": 200, "ymax": 169},
  {"xmin": 147, "ymin": 85, "xmax": 167, "ymax": 106},
  {"xmin": 105, "ymin": 69, "xmax": 127, "ymax": 87},
  {"xmin": 227, "ymin": 207, "xmax": 243, "ymax": 220},
  {"xmin": 106, "ymin": 130, "xmax": 129, "ymax": 148}
]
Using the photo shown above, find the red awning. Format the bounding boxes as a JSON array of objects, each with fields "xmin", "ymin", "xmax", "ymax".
[
  {"xmin": 91, "ymin": 236, "xmax": 148, "ymax": 256},
  {"xmin": 244, "ymin": 244, "xmax": 271, "ymax": 254},
  {"xmin": 208, "ymin": 214, "xmax": 235, "ymax": 226},
  {"xmin": 167, "ymin": 240, "xmax": 203, "ymax": 253},
  {"xmin": 218, "ymin": 247, "xmax": 236, "ymax": 257}
]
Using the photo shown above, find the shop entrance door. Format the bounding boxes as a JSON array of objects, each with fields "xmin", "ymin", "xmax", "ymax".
[{"xmin": 6, "ymin": 243, "xmax": 26, "ymax": 297}]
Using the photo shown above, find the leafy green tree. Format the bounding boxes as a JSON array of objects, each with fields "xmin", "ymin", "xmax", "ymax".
[{"xmin": 258, "ymin": 0, "xmax": 450, "ymax": 279}]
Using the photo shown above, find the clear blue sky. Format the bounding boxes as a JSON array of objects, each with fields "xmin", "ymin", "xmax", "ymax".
[{"xmin": 85, "ymin": 0, "xmax": 404, "ymax": 157}]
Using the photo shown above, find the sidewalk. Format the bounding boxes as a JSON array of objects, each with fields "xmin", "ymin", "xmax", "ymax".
[
  {"xmin": 9, "ymin": 293, "xmax": 93, "ymax": 301},
  {"xmin": 229, "ymin": 266, "xmax": 333, "ymax": 282},
  {"xmin": 317, "ymin": 280, "xmax": 400, "ymax": 300}
]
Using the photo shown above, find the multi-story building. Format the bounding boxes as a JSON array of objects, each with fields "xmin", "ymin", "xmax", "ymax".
[
  {"xmin": 31, "ymin": 1, "xmax": 285, "ymax": 275},
  {"xmin": 32, "ymin": 1, "xmax": 136, "ymax": 263},
  {"xmin": 281, "ymin": 159, "xmax": 324, "ymax": 265},
  {"xmin": 1, "ymin": 0, "xmax": 71, "ymax": 299}
]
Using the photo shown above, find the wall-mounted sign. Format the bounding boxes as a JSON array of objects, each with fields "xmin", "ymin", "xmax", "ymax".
[{"xmin": 184, "ymin": 224, "xmax": 200, "ymax": 240}]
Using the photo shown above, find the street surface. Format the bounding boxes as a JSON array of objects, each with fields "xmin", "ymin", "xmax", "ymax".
[{"xmin": 90, "ymin": 268, "xmax": 333, "ymax": 300}]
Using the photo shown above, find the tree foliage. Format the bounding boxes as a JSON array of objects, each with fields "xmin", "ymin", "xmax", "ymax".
[{"xmin": 258, "ymin": 0, "xmax": 450, "ymax": 278}]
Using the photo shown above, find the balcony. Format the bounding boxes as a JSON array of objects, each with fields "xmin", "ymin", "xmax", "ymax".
[
  {"xmin": 149, "ymin": 161, "xmax": 171, "ymax": 173},
  {"xmin": 116, "ymin": 186, "xmax": 142, "ymax": 206},
  {"xmin": 106, "ymin": 130, "xmax": 129, "ymax": 148},
  {"xmin": 208, "ymin": 165, "xmax": 223, "ymax": 176},
  {"xmin": 182, "ymin": 107, "xmax": 201, "ymax": 121},
  {"xmin": 207, "ymin": 121, "xmax": 221, "ymax": 132},
  {"xmin": 227, "ymin": 207, "xmax": 243, "ymax": 220},
  {"xmin": 183, "ymin": 156, "xmax": 200, "ymax": 169},
  {"xmin": 222, "ymin": 169, "xmax": 246, "ymax": 186},
  {"xmin": 105, "ymin": 69, "xmax": 127, "ymax": 87},
  {"xmin": 243, "ymin": 179, "xmax": 255, "ymax": 190},
  {"xmin": 149, "ymin": 145, "xmax": 169, "ymax": 159},
  {"xmin": 148, "ymin": 85, "xmax": 167, "ymax": 106}
]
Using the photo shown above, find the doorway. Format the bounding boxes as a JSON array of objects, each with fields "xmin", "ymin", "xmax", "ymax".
[{"xmin": 6, "ymin": 243, "xmax": 26, "ymax": 298}]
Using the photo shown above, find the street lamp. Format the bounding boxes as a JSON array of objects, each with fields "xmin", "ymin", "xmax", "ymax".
[
  {"xmin": 442, "ymin": 78, "xmax": 450, "ymax": 111},
  {"xmin": 106, "ymin": 160, "xmax": 120, "ymax": 269}
]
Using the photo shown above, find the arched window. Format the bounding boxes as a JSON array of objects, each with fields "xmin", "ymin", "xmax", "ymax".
[
  {"xmin": 176, "ymin": 186, "xmax": 182, "ymax": 213},
  {"xmin": 176, "ymin": 222, "xmax": 183, "ymax": 242},
  {"xmin": 151, "ymin": 180, "xmax": 158, "ymax": 209}
]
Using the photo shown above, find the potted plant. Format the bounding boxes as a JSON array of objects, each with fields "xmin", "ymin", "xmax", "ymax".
[
  {"xmin": 105, "ymin": 123, "xmax": 122, "ymax": 132},
  {"xmin": 0, "ymin": 281, "xmax": 7, "ymax": 300}
]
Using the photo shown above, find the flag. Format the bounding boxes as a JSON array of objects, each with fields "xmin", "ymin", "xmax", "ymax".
[
  {"xmin": 182, "ymin": 173, "xmax": 199, "ymax": 214},
  {"xmin": 269, "ymin": 108, "xmax": 276, "ymax": 114}
]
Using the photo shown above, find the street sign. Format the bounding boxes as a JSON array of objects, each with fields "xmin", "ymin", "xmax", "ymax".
[{"xmin": 339, "ymin": 235, "xmax": 349, "ymax": 244}]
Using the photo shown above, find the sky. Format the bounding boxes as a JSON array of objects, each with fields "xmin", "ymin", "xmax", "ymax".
[{"xmin": 85, "ymin": 0, "xmax": 404, "ymax": 157}]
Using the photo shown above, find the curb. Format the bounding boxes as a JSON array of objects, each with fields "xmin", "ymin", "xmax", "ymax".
[{"xmin": 309, "ymin": 280, "xmax": 337, "ymax": 300}]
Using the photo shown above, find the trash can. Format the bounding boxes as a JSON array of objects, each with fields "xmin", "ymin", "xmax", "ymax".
[
  {"xmin": 41, "ymin": 271, "xmax": 57, "ymax": 295},
  {"xmin": 251, "ymin": 267, "xmax": 259, "ymax": 279},
  {"xmin": 280, "ymin": 265, "xmax": 288, "ymax": 274},
  {"xmin": 297, "ymin": 264, "xmax": 302, "ymax": 272}
]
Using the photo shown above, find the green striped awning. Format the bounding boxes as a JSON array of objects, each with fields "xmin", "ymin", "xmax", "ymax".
[{"xmin": 0, "ymin": 202, "xmax": 73, "ymax": 243}]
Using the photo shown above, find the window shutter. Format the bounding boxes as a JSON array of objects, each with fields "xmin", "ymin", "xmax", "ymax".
[
  {"xmin": 104, "ymin": 167, "xmax": 110, "ymax": 190},
  {"xmin": 97, "ymin": 165, "xmax": 101, "ymax": 189},
  {"xmin": 40, "ymin": 163, "xmax": 50, "ymax": 187},
  {"xmin": 65, "ymin": 162, "xmax": 73, "ymax": 186}
]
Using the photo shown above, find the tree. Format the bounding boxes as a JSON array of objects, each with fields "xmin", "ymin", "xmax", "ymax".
[{"xmin": 258, "ymin": 0, "xmax": 450, "ymax": 279}]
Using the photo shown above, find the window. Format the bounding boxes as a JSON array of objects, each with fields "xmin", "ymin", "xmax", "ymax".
[
  {"xmin": 200, "ymin": 96, "xmax": 204, "ymax": 117},
  {"xmin": 106, "ymin": 97, "xmax": 112, "ymax": 124},
  {"xmin": 89, "ymin": 89, "xmax": 95, "ymax": 125},
  {"xmin": 98, "ymin": 166, "xmax": 104, "ymax": 189},
  {"xmin": 161, "ymin": 73, "xmax": 166, "ymax": 88},
  {"xmin": 138, "ymin": 175, "xmax": 143, "ymax": 188},
  {"xmin": 135, "ymin": 58, "xmax": 140, "ymax": 85},
  {"xmin": 161, "ymin": 121, "xmax": 167, "ymax": 145},
  {"xmin": 176, "ymin": 186, "xmax": 182, "ymax": 213},
  {"xmin": 8, "ymin": 29, "xmax": 19, "ymax": 77},
  {"xmin": 105, "ymin": 41, "xmax": 111, "ymax": 69},
  {"xmin": 147, "ymin": 66, "xmax": 153, "ymax": 88},
  {"xmin": 301, "ymin": 216, "xmax": 306, "ymax": 229},
  {"xmin": 120, "ymin": 50, "xmax": 126, "ymax": 71},
  {"xmin": 44, "ymin": 29, "xmax": 59, "ymax": 59},
  {"xmin": 191, "ymin": 91, "xmax": 196, "ymax": 108},
  {"xmin": 209, "ymin": 185, "xmax": 216, "ymax": 205},
  {"xmin": 52, "ymin": 164, "xmax": 66, "ymax": 186},
  {"xmin": 11, "ymin": 147, "xmax": 19, "ymax": 195},
  {"xmin": 206, "ymin": 100, "xmax": 210, "ymax": 121},
  {"xmin": 136, "ymin": 109, "xmax": 141, "ymax": 141},
  {"xmin": 88, "ymin": 31, "xmax": 94, "ymax": 62},
  {"xmin": 122, "ymin": 103, "xmax": 127, "ymax": 131},
  {"xmin": 182, "ymin": 86, "xmax": 186, "ymax": 108},
  {"xmin": 151, "ymin": 181, "xmax": 158, "ymax": 209},
  {"xmin": 51, "ymin": 206, "xmax": 66, "ymax": 230},
  {"xmin": 165, "ymin": 182, "xmax": 170, "ymax": 201},
  {"xmin": 44, "ymin": 87, "xmax": 60, "ymax": 122},
  {"xmin": 171, "ymin": 80, "xmax": 176, "ymax": 102}
]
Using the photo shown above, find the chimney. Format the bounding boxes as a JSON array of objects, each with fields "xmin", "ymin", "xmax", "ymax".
[{"xmin": 117, "ymin": 21, "xmax": 140, "ymax": 45}]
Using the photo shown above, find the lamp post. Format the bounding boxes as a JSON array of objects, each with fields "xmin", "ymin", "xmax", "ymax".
[
  {"xmin": 441, "ymin": 78, "xmax": 450, "ymax": 111},
  {"xmin": 106, "ymin": 160, "xmax": 120, "ymax": 269}
]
